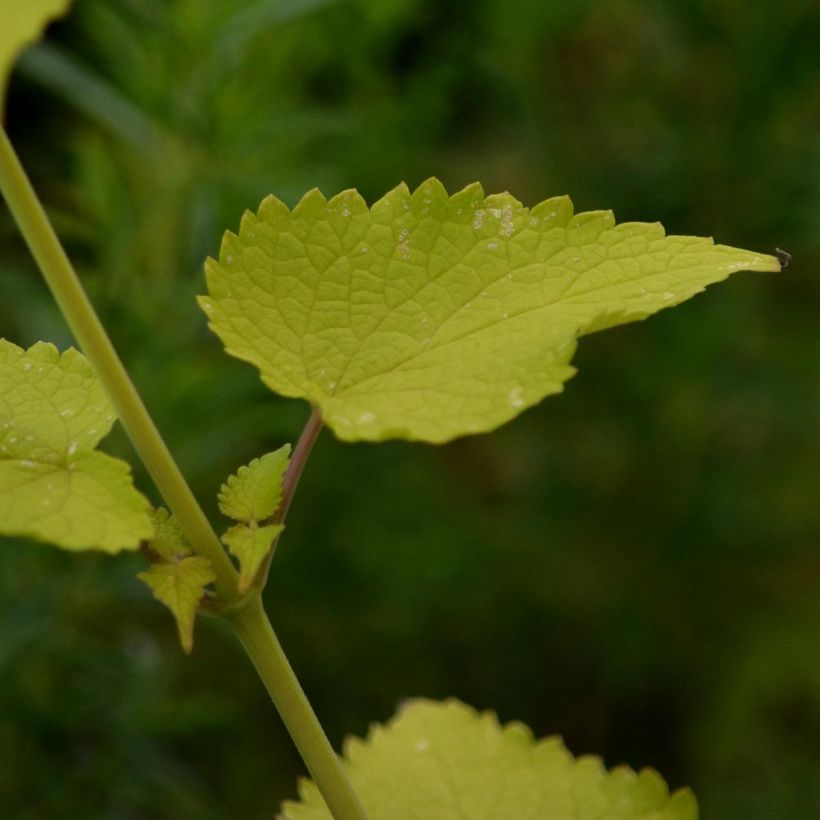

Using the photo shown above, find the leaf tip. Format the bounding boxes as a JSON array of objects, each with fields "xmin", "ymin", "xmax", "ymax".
[
  {"xmin": 449, "ymin": 181, "xmax": 485, "ymax": 212},
  {"xmin": 371, "ymin": 182, "xmax": 411, "ymax": 218},
  {"xmin": 531, "ymin": 194, "xmax": 574, "ymax": 225},
  {"xmin": 292, "ymin": 187, "xmax": 328, "ymax": 217},
  {"xmin": 27, "ymin": 340, "xmax": 60, "ymax": 362},
  {"xmin": 327, "ymin": 188, "xmax": 367, "ymax": 215},
  {"xmin": 258, "ymin": 193, "xmax": 290, "ymax": 220},
  {"xmin": 412, "ymin": 177, "xmax": 448, "ymax": 204}
]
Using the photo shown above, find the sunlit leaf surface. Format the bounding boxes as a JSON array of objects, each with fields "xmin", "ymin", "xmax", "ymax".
[
  {"xmin": 201, "ymin": 179, "xmax": 779, "ymax": 443},
  {"xmin": 282, "ymin": 699, "xmax": 698, "ymax": 820},
  {"xmin": 0, "ymin": 340, "xmax": 150, "ymax": 552}
]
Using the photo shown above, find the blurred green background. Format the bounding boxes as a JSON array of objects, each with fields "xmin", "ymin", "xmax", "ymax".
[{"xmin": 1, "ymin": 0, "xmax": 819, "ymax": 817}]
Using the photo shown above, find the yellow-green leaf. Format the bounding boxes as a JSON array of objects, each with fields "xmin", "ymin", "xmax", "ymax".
[
  {"xmin": 201, "ymin": 179, "xmax": 779, "ymax": 444},
  {"xmin": 218, "ymin": 445, "xmax": 291, "ymax": 523},
  {"xmin": 221, "ymin": 522, "xmax": 284, "ymax": 593},
  {"xmin": 0, "ymin": 340, "xmax": 151, "ymax": 552},
  {"xmin": 0, "ymin": 451, "xmax": 151, "ymax": 553},
  {"xmin": 148, "ymin": 507, "xmax": 191, "ymax": 561},
  {"xmin": 282, "ymin": 699, "xmax": 698, "ymax": 820},
  {"xmin": 1, "ymin": 340, "xmax": 116, "ymax": 460},
  {"xmin": 138, "ymin": 556, "xmax": 216, "ymax": 654},
  {"xmin": 0, "ymin": 0, "xmax": 73, "ymax": 112}
]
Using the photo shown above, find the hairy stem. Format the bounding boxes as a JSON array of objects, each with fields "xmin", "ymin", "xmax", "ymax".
[{"xmin": 228, "ymin": 596, "xmax": 367, "ymax": 820}]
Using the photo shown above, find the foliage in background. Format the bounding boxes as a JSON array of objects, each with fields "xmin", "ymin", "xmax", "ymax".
[{"xmin": 1, "ymin": 0, "xmax": 819, "ymax": 818}]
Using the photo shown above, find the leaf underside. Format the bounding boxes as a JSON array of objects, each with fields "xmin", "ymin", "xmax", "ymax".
[
  {"xmin": 138, "ymin": 555, "xmax": 215, "ymax": 654},
  {"xmin": 201, "ymin": 179, "xmax": 779, "ymax": 444},
  {"xmin": 281, "ymin": 699, "xmax": 698, "ymax": 820},
  {"xmin": 0, "ymin": 340, "xmax": 151, "ymax": 552},
  {"xmin": 139, "ymin": 508, "xmax": 216, "ymax": 654}
]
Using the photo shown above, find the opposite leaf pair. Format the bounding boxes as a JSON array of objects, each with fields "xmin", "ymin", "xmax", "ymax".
[{"xmin": 140, "ymin": 445, "xmax": 292, "ymax": 652}]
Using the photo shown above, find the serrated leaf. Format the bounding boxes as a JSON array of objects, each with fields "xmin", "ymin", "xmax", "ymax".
[
  {"xmin": 0, "ymin": 0, "xmax": 73, "ymax": 110},
  {"xmin": 218, "ymin": 444, "xmax": 291, "ymax": 523},
  {"xmin": 0, "ymin": 340, "xmax": 151, "ymax": 552},
  {"xmin": 138, "ymin": 556, "xmax": 216, "ymax": 654},
  {"xmin": 221, "ymin": 522, "xmax": 284, "ymax": 593},
  {"xmin": 1, "ymin": 340, "xmax": 116, "ymax": 460},
  {"xmin": 201, "ymin": 179, "xmax": 780, "ymax": 444},
  {"xmin": 148, "ymin": 507, "xmax": 191, "ymax": 561},
  {"xmin": 282, "ymin": 699, "xmax": 697, "ymax": 820}
]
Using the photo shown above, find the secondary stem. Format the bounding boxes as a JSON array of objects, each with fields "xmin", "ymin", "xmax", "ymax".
[
  {"xmin": 277, "ymin": 405, "xmax": 324, "ymax": 527},
  {"xmin": 251, "ymin": 404, "xmax": 324, "ymax": 594},
  {"xmin": 228, "ymin": 596, "xmax": 367, "ymax": 820}
]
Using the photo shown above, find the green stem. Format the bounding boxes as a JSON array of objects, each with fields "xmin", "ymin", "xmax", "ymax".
[
  {"xmin": 0, "ymin": 126, "xmax": 238, "ymax": 601},
  {"xmin": 228, "ymin": 596, "xmax": 367, "ymax": 820},
  {"xmin": 0, "ymin": 126, "xmax": 367, "ymax": 819}
]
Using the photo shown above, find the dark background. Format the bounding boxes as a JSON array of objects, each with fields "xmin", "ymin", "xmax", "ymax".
[{"xmin": 1, "ymin": 0, "xmax": 819, "ymax": 818}]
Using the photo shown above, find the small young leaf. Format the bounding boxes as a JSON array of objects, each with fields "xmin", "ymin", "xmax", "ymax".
[
  {"xmin": 137, "ymin": 556, "xmax": 216, "ymax": 654},
  {"xmin": 148, "ymin": 507, "xmax": 191, "ymax": 561},
  {"xmin": 282, "ymin": 699, "xmax": 697, "ymax": 820},
  {"xmin": 218, "ymin": 444, "xmax": 291, "ymax": 523},
  {"xmin": 201, "ymin": 179, "xmax": 780, "ymax": 444},
  {"xmin": 221, "ymin": 522, "xmax": 284, "ymax": 593},
  {"xmin": 0, "ymin": 340, "xmax": 151, "ymax": 552},
  {"xmin": 0, "ymin": 0, "xmax": 73, "ymax": 110}
]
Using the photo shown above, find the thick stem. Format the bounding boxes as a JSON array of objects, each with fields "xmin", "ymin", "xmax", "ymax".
[
  {"xmin": 228, "ymin": 596, "xmax": 367, "ymax": 820},
  {"xmin": 0, "ymin": 128, "xmax": 240, "ymax": 593}
]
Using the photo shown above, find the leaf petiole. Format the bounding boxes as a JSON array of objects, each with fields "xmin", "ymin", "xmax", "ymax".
[{"xmin": 250, "ymin": 404, "xmax": 324, "ymax": 594}]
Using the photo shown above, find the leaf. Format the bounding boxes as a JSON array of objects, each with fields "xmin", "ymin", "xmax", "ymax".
[
  {"xmin": 148, "ymin": 507, "xmax": 190, "ymax": 561},
  {"xmin": 0, "ymin": 0, "xmax": 73, "ymax": 110},
  {"xmin": 218, "ymin": 445, "xmax": 292, "ymax": 523},
  {"xmin": 221, "ymin": 522, "xmax": 284, "ymax": 593},
  {"xmin": 0, "ymin": 451, "xmax": 151, "ymax": 554},
  {"xmin": 201, "ymin": 179, "xmax": 780, "ymax": 444},
  {"xmin": 1, "ymin": 340, "xmax": 116, "ymax": 459},
  {"xmin": 281, "ymin": 699, "xmax": 698, "ymax": 820},
  {"xmin": 138, "ymin": 556, "xmax": 216, "ymax": 654},
  {"xmin": 0, "ymin": 340, "xmax": 151, "ymax": 552},
  {"xmin": 140, "ymin": 509, "xmax": 215, "ymax": 652},
  {"xmin": 217, "ymin": 446, "xmax": 291, "ymax": 589}
]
